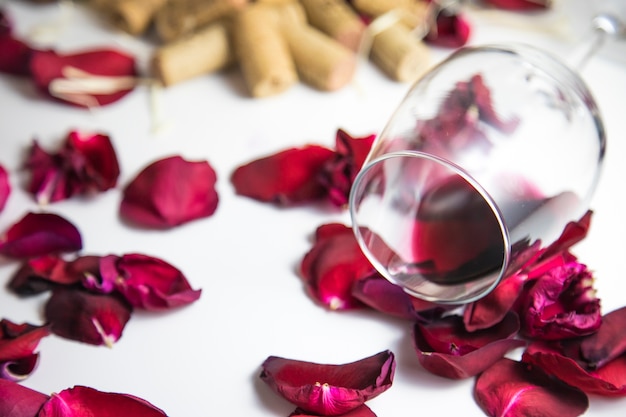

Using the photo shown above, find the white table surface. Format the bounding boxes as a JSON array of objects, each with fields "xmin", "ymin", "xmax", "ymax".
[{"xmin": 1, "ymin": 1, "xmax": 626, "ymax": 416}]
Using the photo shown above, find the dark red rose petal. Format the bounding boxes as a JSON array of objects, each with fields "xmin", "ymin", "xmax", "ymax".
[
  {"xmin": 0, "ymin": 319, "xmax": 50, "ymax": 381},
  {"xmin": 100, "ymin": 253, "xmax": 201, "ymax": 310},
  {"xmin": 232, "ymin": 145, "xmax": 334, "ymax": 205},
  {"xmin": 289, "ymin": 404, "xmax": 376, "ymax": 417},
  {"xmin": 260, "ymin": 350, "xmax": 395, "ymax": 416},
  {"xmin": 300, "ymin": 223, "xmax": 375, "ymax": 310},
  {"xmin": 425, "ymin": 11, "xmax": 471, "ymax": 48},
  {"xmin": 484, "ymin": 0, "xmax": 551, "ymax": 10},
  {"xmin": 0, "ymin": 163, "xmax": 10, "ymax": 213},
  {"xmin": 0, "ymin": 379, "xmax": 49, "ymax": 417},
  {"xmin": 580, "ymin": 306, "xmax": 626, "ymax": 370},
  {"xmin": 120, "ymin": 155, "xmax": 219, "ymax": 229},
  {"xmin": 0, "ymin": 33, "xmax": 34, "ymax": 76},
  {"xmin": 475, "ymin": 358, "xmax": 588, "ymax": 417},
  {"xmin": 29, "ymin": 48, "xmax": 137, "ymax": 107},
  {"xmin": 38, "ymin": 386, "xmax": 167, "ymax": 417},
  {"xmin": 0, "ymin": 212, "xmax": 82, "ymax": 258},
  {"xmin": 413, "ymin": 312, "xmax": 526, "ymax": 379},
  {"xmin": 44, "ymin": 287, "xmax": 132, "ymax": 347},
  {"xmin": 66, "ymin": 130, "xmax": 120, "ymax": 191}
]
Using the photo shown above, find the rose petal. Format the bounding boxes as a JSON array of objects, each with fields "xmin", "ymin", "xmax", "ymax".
[
  {"xmin": 39, "ymin": 385, "xmax": 167, "ymax": 417},
  {"xmin": 475, "ymin": 358, "xmax": 588, "ymax": 417},
  {"xmin": 425, "ymin": 10, "xmax": 471, "ymax": 48},
  {"xmin": 29, "ymin": 48, "xmax": 137, "ymax": 107},
  {"xmin": 44, "ymin": 287, "xmax": 132, "ymax": 347},
  {"xmin": 484, "ymin": 0, "xmax": 551, "ymax": 10},
  {"xmin": 300, "ymin": 223, "xmax": 375, "ymax": 310},
  {"xmin": 579, "ymin": 306, "xmax": 626, "ymax": 370},
  {"xmin": 0, "ymin": 212, "xmax": 82, "ymax": 258},
  {"xmin": 522, "ymin": 341, "xmax": 626, "ymax": 397},
  {"xmin": 231, "ymin": 145, "xmax": 334, "ymax": 205},
  {"xmin": 260, "ymin": 350, "xmax": 395, "ymax": 416},
  {"xmin": 0, "ymin": 163, "xmax": 10, "ymax": 213},
  {"xmin": 100, "ymin": 253, "xmax": 201, "ymax": 310},
  {"xmin": 412, "ymin": 313, "xmax": 526, "ymax": 379},
  {"xmin": 0, "ymin": 33, "xmax": 34, "ymax": 76},
  {"xmin": 120, "ymin": 155, "xmax": 219, "ymax": 229},
  {"xmin": 0, "ymin": 319, "xmax": 50, "ymax": 381},
  {"xmin": 289, "ymin": 404, "xmax": 376, "ymax": 417},
  {"xmin": 0, "ymin": 379, "xmax": 49, "ymax": 417},
  {"xmin": 8, "ymin": 255, "xmax": 95, "ymax": 296}
]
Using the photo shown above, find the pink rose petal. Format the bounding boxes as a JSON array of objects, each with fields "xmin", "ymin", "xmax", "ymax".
[
  {"xmin": 44, "ymin": 287, "xmax": 132, "ymax": 347},
  {"xmin": 100, "ymin": 253, "xmax": 201, "ymax": 310},
  {"xmin": 39, "ymin": 385, "xmax": 167, "ymax": 417},
  {"xmin": 0, "ymin": 379, "xmax": 49, "ymax": 417},
  {"xmin": 0, "ymin": 163, "xmax": 10, "ymax": 213},
  {"xmin": 120, "ymin": 155, "xmax": 219, "ymax": 229},
  {"xmin": 0, "ymin": 212, "xmax": 82, "ymax": 259},
  {"xmin": 412, "ymin": 313, "xmax": 526, "ymax": 379},
  {"xmin": 231, "ymin": 145, "xmax": 334, "ymax": 205},
  {"xmin": 475, "ymin": 358, "xmax": 588, "ymax": 417},
  {"xmin": 260, "ymin": 350, "xmax": 395, "ymax": 416}
]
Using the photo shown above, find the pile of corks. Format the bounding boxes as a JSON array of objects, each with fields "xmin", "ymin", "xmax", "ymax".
[{"xmin": 88, "ymin": 0, "xmax": 433, "ymax": 97}]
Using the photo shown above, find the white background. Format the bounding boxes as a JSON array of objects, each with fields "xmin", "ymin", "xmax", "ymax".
[{"xmin": 1, "ymin": 1, "xmax": 625, "ymax": 415}]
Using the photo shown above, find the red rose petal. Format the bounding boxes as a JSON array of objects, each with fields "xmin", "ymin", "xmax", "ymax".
[
  {"xmin": 300, "ymin": 223, "xmax": 375, "ymax": 310},
  {"xmin": 120, "ymin": 155, "xmax": 219, "ymax": 229},
  {"xmin": 29, "ymin": 48, "xmax": 137, "ymax": 107},
  {"xmin": 44, "ymin": 287, "xmax": 132, "ymax": 347},
  {"xmin": 289, "ymin": 404, "xmax": 376, "ymax": 417},
  {"xmin": 100, "ymin": 253, "xmax": 201, "ymax": 310},
  {"xmin": 0, "ymin": 379, "xmax": 49, "ymax": 417},
  {"xmin": 260, "ymin": 350, "xmax": 395, "ymax": 416},
  {"xmin": 475, "ymin": 358, "xmax": 588, "ymax": 417},
  {"xmin": 0, "ymin": 33, "xmax": 34, "ymax": 76},
  {"xmin": 231, "ymin": 145, "xmax": 334, "ymax": 205},
  {"xmin": 484, "ymin": 0, "xmax": 551, "ymax": 11},
  {"xmin": 425, "ymin": 11, "xmax": 471, "ymax": 48},
  {"xmin": 0, "ymin": 212, "xmax": 82, "ymax": 258},
  {"xmin": 580, "ymin": 306, "xmax": 626, "ymax": 369},
  {"xmin": 0, "ymin": 163, "xmax": 10, "ymax": 213},
  {"xmin": 38, "ymin": 386, "xmax": 167, "ymax": 417},
  {"xmin": 0, "ymin": 319, "xmax": 50, "ymax": 381},
  {"xmin": 413, "ymin": 313, "xmax": 526, "ymax": 379}
]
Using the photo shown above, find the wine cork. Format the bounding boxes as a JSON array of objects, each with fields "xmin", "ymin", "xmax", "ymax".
[
  {"xmin": 298, "ymin": 0, "xmax": 366, "ymax": 51},
  {"xmin": 281, "ymin": 21, "xmax": 356, "ymax": 91},
  {"xmin": 369, "ymin": 20, "xmax": 430, "ymax": 82},
  {"xmin": 95, "ymin": 0, "xmax": 169, "ymax": 35},
  {"xmin": 155, "ymin": 0, "xmax": 248, "ymax": 42},
  {"xmin": 232, "ymin": 5, "xmax": 297, "ymax": 97},
  {"xmin": 351, "ymin": 0, "xmax": 430, "ymax": 30},
  {"xmin": 152, "ymin": 20, "xmax": 234, "ymax": 86}
]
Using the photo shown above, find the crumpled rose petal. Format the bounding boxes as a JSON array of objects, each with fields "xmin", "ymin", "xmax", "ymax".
[
  {"xmin": 29, "ymin": 47, "xmax": 137, "ymax": 107},
  {"xmin": 425, "ymin": 9, "xmax": 471, "ymax": 48},
  {"xmin": 300, "ymin": 223, "xmax": 375, "ymax": 310},
  {"xmin": 0, "ymin": 163, "xmax": 10, "ymax": 213},
  {"xmin": 484, "ymin": 0, "xmax": 551, "ymax": 10},
  {"xmin": 520, "ymin": 261, "xmax": 601, "ymax": 341},
  {"xmin": 38, "ymin": 385, "xmax": 167, "ymax": 417},
  {"xmin": 352, "ymin": 272, "xmax": 446, "ymax": 321},
  {"xmin": 260, "ymin": 350, "xmax": 395, "ymax": 416},
  {"xmin": 231, "ymin": 145, "xmax": 334, "ymax": 205},
  {"xmin": 0, "ymin": 212, "xmax": 82, "ymax": 258},
  {"xmin": 0, "ymin": 379, "xmax": 49, "ymax": 417},
  {"xmin": 289, "ymin": 404, "xmax": 376, "ymax": 417},
  {"xmin": 0, "ymin": 319, "xmax": 50, "ymax": 381},
  {"xmin": 522, "ymin": 339, "xmax": 626, "ymax": 397},
  {"xmin": 44, "ymin": 287, "xmax": 132, "ymax": 347},
  {"xmin": 412, "ymin": 312, "xmax": 526, "ymax": 379},
  {"xmin": 100, "ymin": 253, "xmax": 201, "ymax": 310},
  {"xmin": 318, "ymin": 129, "xmax": 375, "ymax": 207},
  {"xmin": 120, "ymin": 155, "xmax": 219, "ymax": 229},
  {"xmin": 475, "ymin": 358, "xmax": 588, "ymax": 417},
  {"xmin": 579, "ymin": 306, "xmax": 626, "ymax": 370}
]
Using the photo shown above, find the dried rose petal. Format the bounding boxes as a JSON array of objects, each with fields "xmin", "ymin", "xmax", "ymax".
[
  {"xmin": 100, "ymin": 253, "xmax": 201, "ymax": 310},
  {"xmin": 232, "ymin": 145, "xmax": 334, "ymax": 205},
  {"xmin": 318, "ymin": 129, "xmax": 376, "ymax": 207},
  {"xmin": 352, "ymin": 272, "xmax": 446, "ymax": 321},
  {"xmin": 289, "ymin": 405, "xmax": 376, "ymax": 417},
  {"xmin": 0, "ymin": 163, "xmax": 9, "ymax": 213},
  {"xmin": 0, "ymin": 379, "xmax": 49, "ymax": 417},
  {"xmin": 425, "ymin": 10, "xmax": 471, "ymax": 48},
  {"xmin": 475, "ymin": 358, "xmax": 588, "ymax": 417},
  {"xmin": 39, "ymin": 386, "xmax": 167, "ymax": 417},
  {"xmin": 579, "ymin": 306, "xmax": 626, "ymax": 370},
  {"xmin": 25, "ymin": 131, "xmax": 120, "ymax": 204},
  {"xmin": 520, "ymin": 261, "xmax": 601, "ymax": 341},
  {"xmin": 412, "ymin": 312, "xmax": 526, "ymax": 379},
  {"xmin": 522, "ymin": 340, "xmax": 626, "ymax": 397},
  {"xmin": 44, "ymin": 287, "xmax": 132, "ymax": 347},
  {"xmin": 300, "ymin": 223, "xmax": 375, "ymax": 310},
  {"xmin": 484, "ymin": 0, "xmax": 551, "ymax": 10},
  {"xmin": 29, "ymin": 48, "xmax": 137, "ymax": 107},
  {"xmin": 0, "ymin": 319, "xmax": 50, "ymax": 381},
  {"xmin": 260, "ymin": 350, "xmax": 395, "ymax": 416},
  {"xmin": 0, "ymin": 212, "xmax": 82, "ymax": 258},
  {"xmin": 120, "ymin": 155, "xmax": 218, "ymax": 229}
]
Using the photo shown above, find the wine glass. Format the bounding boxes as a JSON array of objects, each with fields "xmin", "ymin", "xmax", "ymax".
[{"xmin": 348, "ymin": 43, "xmax": 606, "ymax": 304}]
